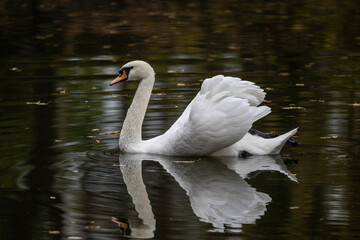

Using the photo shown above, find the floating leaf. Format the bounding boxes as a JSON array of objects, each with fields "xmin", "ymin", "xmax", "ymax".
[
  {"xmin": 26, "ymin": 101, "xmax": 50, "ymax": 106},
  {"xmin": 283, "ymin": 106, "xmax": 306, "ymax": 110},
  {"xmin": 348, "ymin": 102, "xmax": 360, "ymax": 107},
  {"xmin": 279, "ymin": 72, "xmax": 290, "ymax": 76},
  {"xmin": 320, "ymin": 136, "xmax": 339, "ymax": 139},
  {"xmin": 91, "ymin": 129, "xmax": 100, "ymax": 131},
  {"xmin": 289, "ymin": 206, "xmax": 299, "ymax": 210},
  {"xmin": 310, "ymin": 99, "xmax": 325, "ymax": 103},
  {"xmin": 177, "ymin": 83, "xmax": 200, "ymax": 87},
  {"xmin": 11, "ymin": 67, "xmax": 22, "ymax": 72},
  {"xmin": 305, "ymin": 62, "xmax": 315, "ymax": 68},
  {"xmin": 99, "ymin": 130, "xmax": 120, "ymax": 135},
  {"xmin": 49, "ymin": 230, "xmax": 60, "ymax": 235}
]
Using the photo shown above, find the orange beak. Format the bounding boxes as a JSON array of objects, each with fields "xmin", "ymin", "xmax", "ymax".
[{"xmin": 110, "ymin": 70, "xmax": 128, "ymax": 86}]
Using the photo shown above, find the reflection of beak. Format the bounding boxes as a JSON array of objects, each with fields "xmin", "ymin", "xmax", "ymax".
[
  {"xmin": 112, "ymin": 216, "xmax": 131, "ymax": 236},
  {"xmin": 110, "ymin": 70, "xmax": 128, "ymax": 86}
]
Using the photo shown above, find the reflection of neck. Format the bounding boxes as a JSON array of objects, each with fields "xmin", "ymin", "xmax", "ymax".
[
  {"xmin": 120, "ymin": 75, "xmax": 155, "ymax": 150},
  {"xmin": 120, "ymin": 158, "xmax": 155, "ymax": 238}
]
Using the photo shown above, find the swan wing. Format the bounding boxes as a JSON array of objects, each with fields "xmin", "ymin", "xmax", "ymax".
[{"xmin": 148, "ymin": 75, "xmax": 270, "ymax": 156}]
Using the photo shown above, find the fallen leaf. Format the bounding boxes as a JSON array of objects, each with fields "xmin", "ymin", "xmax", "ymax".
[
  {"xmin": 26, "ymin": 101, "xmax": 50, "ymax": 106},
  {"xmin": 67, "ymin": 237, "xmax": 83, "ymax": 240},
  {"xmin": 176, "ymin": 83, "xmax": 200, "ymax": 87},
  {"xmin": 320, "ymin": 136, "xmax": 339, "ymax": 139},
  {"xmin": 54, "ymin": 139, "xmax": 62, "ymax": 143},
  {"xmin": 91, "ymin": 129, "xmax": 100, "ymax": 131},
  {"xmin": 96, "ymin": 138, "xmax": 102, "ymax": 143},
  {"xmin": 310, "ymin": 99, "xmax": 325, "ymax": 103},
  {"xmin": 99, "ymin": 130, "xmax": 120, "ymax": 135},
  {"xmin": 49, "ymin": 230, "xmax": 60, "ymax": 235},
  {"xmin": 348, "ymin": 102, "xmax": 360, "ymax": 107},
  {"xmin": 279, "ymin": 72, "xmax": 290, "ymax": 76},
  {"xmin": 289, "ymin": 206, "xmax": 299, "ymax": 210},
  {"xmin": 11, "ymin": 67, "xmax": 22, "ymax": 72},
  {"xmin": 305, "ymin": 62, "xmax": 314, "ymax": 68},
  {"xmin": 296, "ymin": 83, "xmax": 305, "ymax": 86},
  {"xmin": 35, "ymin": 34, "xmax": 53, "ymax": 40},
  {"xmin": 282, "ymin": 106, "xmax": 306, "ymax": 110}
]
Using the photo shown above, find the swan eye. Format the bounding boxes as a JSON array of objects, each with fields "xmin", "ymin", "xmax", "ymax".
[{"xmin": 119, "ymin": 66, "xmax": 133, "ymax": 74}]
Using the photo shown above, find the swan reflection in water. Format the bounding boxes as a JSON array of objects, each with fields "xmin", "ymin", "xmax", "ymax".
[{"xmin": 115, "ymin": 154, "xmax": 297, "ymax": 238}]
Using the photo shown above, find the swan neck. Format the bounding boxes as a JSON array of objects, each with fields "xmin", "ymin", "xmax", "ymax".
[{"xmin": 120, "ymin": 74, "xmax": 155, "ymax": 149}]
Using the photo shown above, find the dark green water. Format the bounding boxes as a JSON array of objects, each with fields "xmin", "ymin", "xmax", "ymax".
[{"xmin": 1, "ymin": 0, "xmax": 360, "ymax": 239}]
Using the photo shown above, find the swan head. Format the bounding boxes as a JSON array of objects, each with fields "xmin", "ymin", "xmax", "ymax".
[{"xmin": 110, "ymin": 60, "xmax": 155, "ymax": 86}]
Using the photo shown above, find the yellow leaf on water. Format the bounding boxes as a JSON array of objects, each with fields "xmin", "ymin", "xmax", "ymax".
[
  {"xmin": 279, "ymin": 72, "xmax": 290, "ymax": 76},
  {"xmin": 320, "ymin": 136, "xmax": 339, "ymax": 139},
  {"xmin": 91, "ymin": 129, "xmax": 100, "ymax": 131},
  {"xmin": 99, "ymin": 130, "xmax": 120, "ymax": 135},
  {"xmin": 177, "ymin": 83, "xmax": 200, "ymax": 87},
  {"xmin": 49, "ymin": 230, "xmax": 60, "ymax": 235},
  {"xmin": 348, "ymin": 102, "xmax": 360, "ymax": 107},
  {"xmin": 282, "ymin": 106, "xmax": 306, "ymax": 110},
  {"xmin": 26, "ymin": 101, "xmax": 50, "ymax": 105},
  {"xmin": 289, "ymin": 206, "xmax": 299, "ymax": 210},
  {"xmin": 11, "ymin": 67, "xmax": 22, "ymax": 72}
]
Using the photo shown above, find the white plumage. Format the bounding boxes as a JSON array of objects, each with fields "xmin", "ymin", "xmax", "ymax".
[{"xmin": 110, "ymin": 60, "xmax": 297, "ymax": 157}]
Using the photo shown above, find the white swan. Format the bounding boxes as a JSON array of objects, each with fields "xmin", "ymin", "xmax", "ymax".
[{"xmin": 110, "ymin": 60, "xmax": 298, "ymax": 157}]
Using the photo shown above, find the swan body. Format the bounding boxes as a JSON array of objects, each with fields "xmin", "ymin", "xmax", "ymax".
[{"xmin": 110, "ymin": 60, "xmax": 297, "ymax": 157}]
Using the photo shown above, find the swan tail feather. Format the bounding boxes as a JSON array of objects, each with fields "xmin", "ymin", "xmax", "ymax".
[
  {"xmin": 270, "ymin": 128, "xmax": 298, "ymax": 154},
  {"xmin": 233, "ymin": 128, "xmax": 298, "ymax": 156}
]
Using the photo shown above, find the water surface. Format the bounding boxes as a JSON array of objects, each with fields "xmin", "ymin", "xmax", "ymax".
[{"xmin": 1, "ymin": 0, "xmax": 360, "ymax": 239}]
